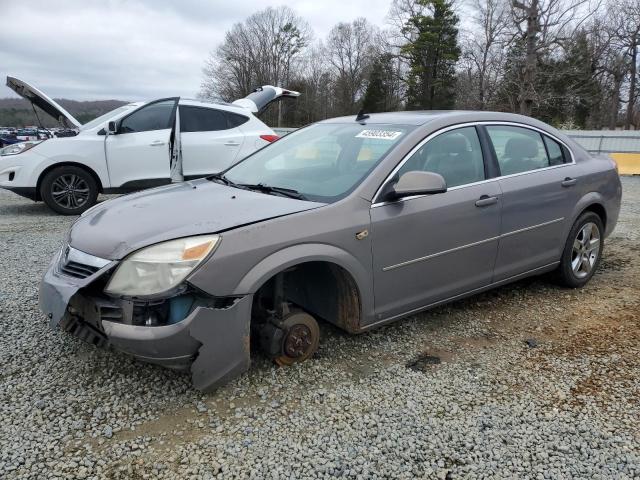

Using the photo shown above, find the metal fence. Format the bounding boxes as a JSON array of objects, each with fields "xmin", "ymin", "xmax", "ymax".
[
  {"xmin": 563, "ymin": 130, "xmax": 640, "ymax": 154},
  {"xmin": 274, "ymin": 127, "xmax": 640, "ymax": 154}
]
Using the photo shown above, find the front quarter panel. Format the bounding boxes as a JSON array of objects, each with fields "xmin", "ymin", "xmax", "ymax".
[
  {"xmin": 24, "ymin": 134, "xmax": 110, "ymax": 188},
  {"xmin": 187, "ymin": 197, "xmax": 375, "ymax": 326}
]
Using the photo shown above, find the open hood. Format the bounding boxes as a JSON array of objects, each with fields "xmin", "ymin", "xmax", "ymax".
[
  {"xmin": 6, "ymin": 76, "xmax": 82, "ymax": 129},
  {"xmin": 232, "ymin": 85, "xmax": 300, "ymax": 114}
]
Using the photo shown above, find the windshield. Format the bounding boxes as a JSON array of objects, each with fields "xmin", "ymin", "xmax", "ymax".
[
  {"xmin": 80, "ymin": 105, "xmax": 136, "ymax": 131},
  {"xmin": 223, "ymin": 123, "xmax": 413, "ymax": 202}
]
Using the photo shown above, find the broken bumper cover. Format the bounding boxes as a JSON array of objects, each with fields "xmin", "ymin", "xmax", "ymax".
[{"xmin": 39, "ymin": 249, "xmax": 252, "ymax": 392}]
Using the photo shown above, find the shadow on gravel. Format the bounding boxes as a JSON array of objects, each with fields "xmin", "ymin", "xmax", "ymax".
[{"xmin": 0, "ymin": 201, "xmax": 61, "ymax": 217}]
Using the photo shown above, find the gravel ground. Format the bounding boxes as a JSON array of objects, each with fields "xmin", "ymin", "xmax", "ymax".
[{"xmin": 1, "ymin": 178, "xmax": 639, "ymax": 479}]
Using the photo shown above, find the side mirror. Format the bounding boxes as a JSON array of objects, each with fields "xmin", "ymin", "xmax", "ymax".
[
  {"xmin": 388, "ymin": 171, "xmax": 447, "ymax": 200},
  {"xmin": 107, "ymin": 121, "xmax": 118, "ymax": 135}
]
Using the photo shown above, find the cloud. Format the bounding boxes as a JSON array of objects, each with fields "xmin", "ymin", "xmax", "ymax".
[{"xmin": 0, "ymin": 0, "xmax": 391, "ymax": 101}]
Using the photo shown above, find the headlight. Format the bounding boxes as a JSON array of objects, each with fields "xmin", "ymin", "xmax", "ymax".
[
  {"xmin": 104, "ymin": 234, "xmax": 220, "ymax": 297},
  {"xmin": 0, "ymin": 141, "xmax": 41, "ymax": 156}
]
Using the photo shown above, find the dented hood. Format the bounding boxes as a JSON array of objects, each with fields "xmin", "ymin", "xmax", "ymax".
[
  {"xmin": 69, "ymin": 179, "xmax": 323, "ymax": 260},
  {"xmin": 6, "ymin": 76, "xmax": 82, "ymax": 128}
]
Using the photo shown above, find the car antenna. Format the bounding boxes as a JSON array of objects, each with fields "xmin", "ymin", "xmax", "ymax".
[{"xmin": 356, "ymin": 109, "xmax": 370, "ymax": 122}]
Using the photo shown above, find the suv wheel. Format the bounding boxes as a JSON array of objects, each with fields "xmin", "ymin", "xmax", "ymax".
[
  {"xmin": 40, "ymin": 166, "xmax": 98, "ymax": 215},
  {"xmin": 557, "ymin": 211, "xmax": 604, "ymax": 288}
]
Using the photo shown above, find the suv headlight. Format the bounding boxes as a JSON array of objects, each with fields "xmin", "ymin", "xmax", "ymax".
[
  {"xmin": 105, "ymin": 234, "xmax": 220, "ymax": 297},
  {"xmin": 0, "ymin": 141, "xmax": 41, "ymax": 156}
]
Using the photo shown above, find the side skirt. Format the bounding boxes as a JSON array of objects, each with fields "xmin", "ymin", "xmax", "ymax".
[{"xmin": 361, "ymin": 261, "xmax": 560, "ymax": 332}]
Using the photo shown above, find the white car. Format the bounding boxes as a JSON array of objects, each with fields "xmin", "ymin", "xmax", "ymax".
[{"xmin": 0, "ymin": 76, "xmax": 299, "ymax": 214}]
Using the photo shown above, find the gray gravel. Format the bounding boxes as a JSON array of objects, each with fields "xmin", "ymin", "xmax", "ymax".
[{"xmin": 1, "ymin": 179, "xmax": 639, "ymax": 479}]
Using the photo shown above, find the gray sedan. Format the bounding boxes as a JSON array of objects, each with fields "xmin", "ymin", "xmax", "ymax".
[{"xmin": 39, "ymin": 111, "xmax": 622, "ymax": 391}]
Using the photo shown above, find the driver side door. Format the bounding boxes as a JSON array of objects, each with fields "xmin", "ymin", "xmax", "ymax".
[
  {"xmin": 370, "ymin": 126, "xmax": 502, "ymax": 321},
  {"xmin": 105, "ymin": 98, "xmax": 177, "ymax": 189}
]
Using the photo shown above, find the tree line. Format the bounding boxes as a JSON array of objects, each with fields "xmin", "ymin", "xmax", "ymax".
[{"xmin": 199, "ymin": 0, "xmax": 639, "ymax": 130}]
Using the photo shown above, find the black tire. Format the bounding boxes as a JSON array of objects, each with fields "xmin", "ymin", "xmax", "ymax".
[
  {"xmin": 40, "ymin": 166, "xmax": 98, "ymax": 215},
  {"xmin": 557, "ymin": 211, "xmax": 604, "ymax": 288}
]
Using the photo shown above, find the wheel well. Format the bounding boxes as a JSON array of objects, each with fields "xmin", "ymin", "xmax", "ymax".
[
  {"xmin": 582, "ymin": 203, "xmax": 607, "ymax": 229},
  {"xmin": 252, "ymin": 261, "xmax": 362, "ymax": 333},
  {"xmin": 36, "ymin": 163, "xmax": 103, "ymax": 201}
]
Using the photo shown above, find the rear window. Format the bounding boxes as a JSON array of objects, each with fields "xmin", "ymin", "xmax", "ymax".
[{"xmin": 226, "ymin": 111, "xmax": 250, "ymax": 128}]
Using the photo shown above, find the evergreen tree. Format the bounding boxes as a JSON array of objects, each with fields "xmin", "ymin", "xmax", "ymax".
[
  {"xmin": 401, "ymin": 0, "xmax": 460, "ymax": 110},
  {"xmin": 362, "ymin": 54, "xmax": 396, "ymax": 113}
]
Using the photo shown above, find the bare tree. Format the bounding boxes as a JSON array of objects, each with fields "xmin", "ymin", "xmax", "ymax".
[
  {"xmin": 326, "ymin": 18, "xmax": 378, "ymax": 114},
  {"xmin": 510, "ymin": 0, "xmax": 598, "ymax": 115},
  {"xmin": 199, "ymin": 7, "xmax": 311, "ymax": 102},
  {"xmin": 461, "ymin": 0, "xmax": 511, "ymax": 109},
  {"xmin": 611, "ymin": 0, "xmax": 640, "ymax": 129}
]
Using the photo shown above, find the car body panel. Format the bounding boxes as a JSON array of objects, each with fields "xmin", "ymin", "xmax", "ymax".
[
  {"xmin": 105, "ymin": 127, "xmax": 173, "ymax": 187},
  {"xmin": 7, "ymin": 76, "xmax": 82, "ymax": 128},
  {"xmin": 493, "ymin": 163, "xmax": 581, "ymax": 281},
  {"xmin": 38, "ymin": 110, "xmax": 622, "ymax": 392},
  {"xmin": 232, "ymin": 85, "xmax": 301, "ymax": 113},
  {"xmin": 69, "ymin": 178, "xmax": 324, "ymax": 260},
  {"xmin": 370, "ymin": 180, "xmax": 502, "ymax": 319}
]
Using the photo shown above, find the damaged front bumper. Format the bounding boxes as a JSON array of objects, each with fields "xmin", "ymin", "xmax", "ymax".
[{"xmin": 39, "ymin": 247, "xmax": 252, "ymax": 391}]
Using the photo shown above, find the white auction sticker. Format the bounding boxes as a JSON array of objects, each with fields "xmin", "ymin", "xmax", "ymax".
[{"xmin": 355, "ymin": 130, "xmax": 403, "ymax": 140}]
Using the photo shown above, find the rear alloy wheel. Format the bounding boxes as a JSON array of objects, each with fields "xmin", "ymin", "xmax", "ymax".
[
  {"xmin": 41, "ymin": 166, "xmax": 98, "ymax": 215},
  {"xmin": 557, "ymin": 212, "xmax": 604, "ymax": 288},
  {"xmin": 274, "ymin": 311, "xmax": 320, "ymax": 366}
]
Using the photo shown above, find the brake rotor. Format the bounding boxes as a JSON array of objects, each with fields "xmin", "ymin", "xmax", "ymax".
[{"xmin": 274, "ymin": 311, "xmax": 320, "ymax": 366}]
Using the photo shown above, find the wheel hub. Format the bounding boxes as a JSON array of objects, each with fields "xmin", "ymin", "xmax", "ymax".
[{"xmin": 283, "ymin": 324, "xmax": 313, "ymax": 358}]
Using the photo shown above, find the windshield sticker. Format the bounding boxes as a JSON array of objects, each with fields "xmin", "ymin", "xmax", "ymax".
[{"xmin": 355, "ymin": 130, "xmax": 403, "ymax": 140}]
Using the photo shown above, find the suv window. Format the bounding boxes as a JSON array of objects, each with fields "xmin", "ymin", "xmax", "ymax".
[
  {"xmin": 226, "ymin": 111, "xmax": 250, "ymax": 128},
  {"xmin": 180, "ymin": 106, "xmax": 229, "ymax": 132},
  {"xmin": 119, "ymin": 100, "xmax": 175, "ymax": 133},
  {"xmin": 397, "ymin": 127, "xmax": 485, "ymax": 188},
  {"xmin": 486, "ymin": 126, "xmax": 551, "ymax": 175}
]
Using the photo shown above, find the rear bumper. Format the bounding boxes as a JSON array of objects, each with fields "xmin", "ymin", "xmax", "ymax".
[{"xmin": 39, "ymin": 250, "xmax": 252, "ymax": 391}]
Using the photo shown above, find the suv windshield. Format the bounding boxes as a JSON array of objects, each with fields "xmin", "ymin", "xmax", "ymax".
[{"xmin": 223, "ymin": 123, "xmax": 413, "ymax": 202}]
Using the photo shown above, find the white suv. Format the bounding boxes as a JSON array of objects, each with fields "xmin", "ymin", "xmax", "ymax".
[{"xmin": 0, "ymin": 76, "xmax": 299, "ymax": 214}]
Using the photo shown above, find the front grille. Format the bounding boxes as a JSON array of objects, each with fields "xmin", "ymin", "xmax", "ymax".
[
  {"xmin": 57, "ymin": 246, "xmax": 111, "ymax": 280},
  {"xmin": 60, "ymin": 260, "xmax": 100, "ymax": 279}
]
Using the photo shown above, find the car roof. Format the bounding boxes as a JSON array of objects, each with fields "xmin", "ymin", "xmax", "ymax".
[
  {"xmin": 178, "ymin": 98, "xmax": 250, "ymax": 115},
  {"xmin": 319, "ymin": 110, "xmax": 543, "ymax": 126}
]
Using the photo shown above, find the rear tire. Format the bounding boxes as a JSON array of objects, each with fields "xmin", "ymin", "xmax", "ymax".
[
  {"xmin": 40, "ymin": 166, "xmax": 98, "ymax": 215},
  {"xmin": 557, "ymin": 212, "xmax": 604, "ymax": 288}
]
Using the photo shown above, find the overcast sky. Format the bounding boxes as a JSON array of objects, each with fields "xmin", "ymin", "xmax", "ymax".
[{"xmin": 0, "ymin": 0, "xmax": 392, "ymax": 101}]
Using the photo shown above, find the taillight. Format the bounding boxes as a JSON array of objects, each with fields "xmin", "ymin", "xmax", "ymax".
[{"xmin": 260, "ymin": 134, "xmax": 279, "ymax": 143}]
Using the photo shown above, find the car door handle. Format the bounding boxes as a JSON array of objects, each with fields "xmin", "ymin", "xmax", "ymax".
[
  {"xmin": 561, "ymin": 177, "xmax": 577, "ymax": 187},
  {"xmin": 475, "ymin": 195, "xmax": 498, "ymax": 207},
  {"xmin": 224, "ymin": 141, "xmax": 240, "ymax": 146},
  {"xmin": 149, "ymin": 141, "xmax": 165, "ymax": 147}
]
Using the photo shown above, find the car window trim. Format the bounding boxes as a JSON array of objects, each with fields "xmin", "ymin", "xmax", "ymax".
[
  {"xmin": 117, "ymin": 97, "xmax": 179, "ymax": 134},
  {"xmin": 371, "ymin": 121, "xmax": 576, "ymax": 207}
]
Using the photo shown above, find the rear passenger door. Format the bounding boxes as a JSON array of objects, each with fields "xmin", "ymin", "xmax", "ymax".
[
  {"xmin": 179, "ymin": 106, "xmax": 248, "ymax": 178},
  {"xmin": 484, "ymin": 124, "xmax": 580, "ymax": 281}
]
